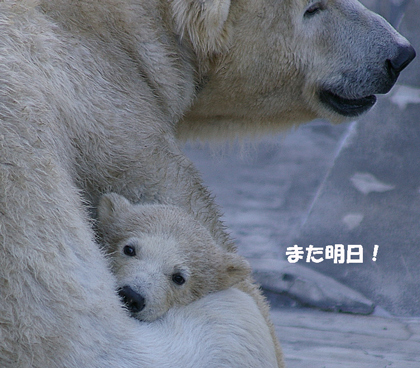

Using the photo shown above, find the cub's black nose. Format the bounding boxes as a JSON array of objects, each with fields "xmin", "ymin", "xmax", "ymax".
[
  {"xmin": 388, "ymin": 44, "xmax": 416, "ymax": 75},
  {"xmin": 118, "ymin": 286, "xmax": 145, "ymax": 313}
]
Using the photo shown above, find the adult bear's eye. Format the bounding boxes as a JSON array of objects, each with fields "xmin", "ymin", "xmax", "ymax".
[
  {"xmin": 304, "ymin": 2, "xmax": 324, "ymax": 18},
  {"xmin": 123, "ymin": 245, "xmax": 136, "ymax": 257},
  {"xmin": 172, "ymin": 273, "xmax": 186, "ymax": 285}
]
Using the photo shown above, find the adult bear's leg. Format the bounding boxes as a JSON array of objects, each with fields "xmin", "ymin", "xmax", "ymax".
[{"xmin": 0, "ymin": 132, "xmax": 153, "ymax": 367}]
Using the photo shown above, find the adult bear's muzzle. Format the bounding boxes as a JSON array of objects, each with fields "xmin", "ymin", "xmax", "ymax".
[{"xmin": 386, "ymin": 43, "xmax": 416, "ymax": 82}]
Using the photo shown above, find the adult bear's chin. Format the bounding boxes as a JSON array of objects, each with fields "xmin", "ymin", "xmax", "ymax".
[{"xmin": 319, "ymin": 89, "xmax": 377, "ymax": 117}]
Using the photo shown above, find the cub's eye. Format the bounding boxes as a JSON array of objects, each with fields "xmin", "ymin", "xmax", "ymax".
[
  {"xmin": 123, "ymin": 245, "xmax": 136, "ymax": 257},
  {"xmin": 304, "ymin": 2, "xmax": 323, "ymax": 17},
  {"xmin": 172, "ymin": 273, "xmax": 186, "ymax": 285}
]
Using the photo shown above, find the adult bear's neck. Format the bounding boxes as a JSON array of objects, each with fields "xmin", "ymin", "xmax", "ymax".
[{"xmin": 39, "ymin": 0, "xmax": 201, "ymax": 125}]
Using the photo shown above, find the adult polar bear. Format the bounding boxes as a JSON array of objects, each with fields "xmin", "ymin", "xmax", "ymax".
[{"xmin": 0, "ymin": 0, "xmax": 415, "ymax": 367}]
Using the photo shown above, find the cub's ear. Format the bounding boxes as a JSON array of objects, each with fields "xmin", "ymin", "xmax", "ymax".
[
  {"xmin": 221, "ymin": 252, "xmax": 251, "ymax": 287},
  {"xmin": 171, "ymin": 0, "xmax": 231, "ymax": 55},
  {"xmin": 97, "ymin": 193, "xmax": 133, "ymax": 223}
]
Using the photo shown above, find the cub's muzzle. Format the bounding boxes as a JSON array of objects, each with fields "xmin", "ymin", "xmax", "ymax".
[{"xmin": 118, "ymin": 285, "xmax": 146, "ymax": 314}]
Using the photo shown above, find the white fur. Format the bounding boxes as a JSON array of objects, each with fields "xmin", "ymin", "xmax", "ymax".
[{"xmin": 143, "ymin": 288, "xmax": 278, "ymax": 368}]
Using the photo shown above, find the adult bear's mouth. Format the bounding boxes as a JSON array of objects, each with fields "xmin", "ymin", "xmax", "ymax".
[{"xmin": 319, "ymin": 89, "xmax": 377, "ymax": 117}]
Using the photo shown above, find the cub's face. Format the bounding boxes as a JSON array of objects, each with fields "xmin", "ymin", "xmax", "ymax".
[
  {"xmin": 108, "ymin": 233, "xmax": 196, "ymax": 322},
  {"xmin": 97, "ymin": 193, "xmax": 250, "ymax": 322}
]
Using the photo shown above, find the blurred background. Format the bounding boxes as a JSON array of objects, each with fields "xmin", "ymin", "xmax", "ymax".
[{"xmin": 183, "ymin": 0, "xmax": 420, "ymax": 317}]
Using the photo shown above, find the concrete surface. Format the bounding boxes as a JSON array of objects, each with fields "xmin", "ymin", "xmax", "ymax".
[
  {"xmin": 183, "ymin": 0, "xmax": 420, "ymax": 317},
  {"xmin": 271, "ymin": 307, "xmax": 420, "ymax": 368}
]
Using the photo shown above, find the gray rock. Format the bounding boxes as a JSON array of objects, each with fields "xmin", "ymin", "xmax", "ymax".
[{"xmin": 250, "ymin": 258, "xmax": 375, "ymax": 314}]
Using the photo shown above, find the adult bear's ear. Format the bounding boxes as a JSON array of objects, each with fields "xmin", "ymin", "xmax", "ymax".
[
  {"xmin": 97, "ymin": 193, "xmax": 133, "ymax": 223},
  {"xmin": 221, "ymin": 252, "xmax": 251, "ymax": 287},
  {"xmin": 171, "ymin": 0, "xmax": 231, "ymax": 55}
]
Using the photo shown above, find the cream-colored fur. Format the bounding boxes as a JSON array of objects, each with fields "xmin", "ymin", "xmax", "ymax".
[
  {"xmin": 145, "ymin": 288, "xmax": 279, "ymax": 368},
  {"xmin": 179, "ymin": 0, "xmax": 415, "ymax": 140},
  {"xmin": 97, "ymin": 194, "xmax": 280, "ymax": 366},
  {"xmin": 98, "ymin": 193, "xmax": 251, "ymax": 322},
  {"xmin": 0, "ymin": 0, "xmax": 413, "ymax": 367}
]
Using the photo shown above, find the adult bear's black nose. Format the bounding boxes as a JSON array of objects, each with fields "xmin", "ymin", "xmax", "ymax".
[
  {"xmin": 387, "ymin": 44, "xmax": 416, "ymax": 75},
  {"xmin": 118, "ymin": 286, "xmax": 146, "ymax": 313}
]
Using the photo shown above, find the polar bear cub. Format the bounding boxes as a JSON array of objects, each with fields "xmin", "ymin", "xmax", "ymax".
[
  {"xmin": 97, "ymin": 193, "xmax": 251, "ymax": 322},
  {"xmin": 97, "ymin": 193, "xmax": 279, "ymax": 367}
]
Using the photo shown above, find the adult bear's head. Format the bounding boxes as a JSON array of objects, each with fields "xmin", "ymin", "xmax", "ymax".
[{"xmin": 175, "ymin": 0, "xmax": 415, "ymax": 139}]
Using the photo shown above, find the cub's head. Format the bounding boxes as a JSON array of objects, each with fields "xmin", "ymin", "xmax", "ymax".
[{"xmin": 97, "ymin": 193, "xmax": 251, "ymax": 322}]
